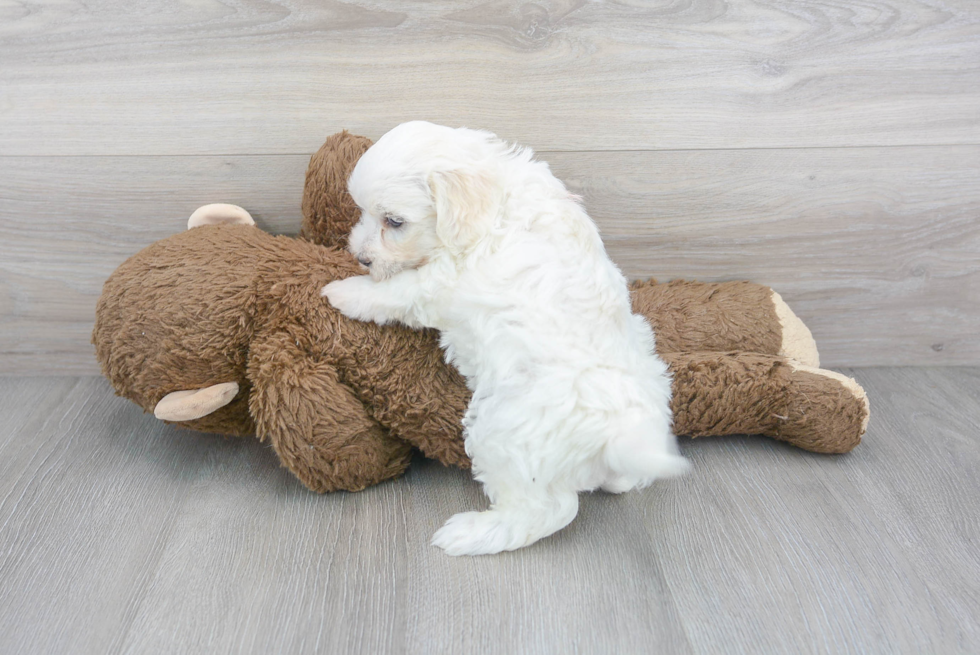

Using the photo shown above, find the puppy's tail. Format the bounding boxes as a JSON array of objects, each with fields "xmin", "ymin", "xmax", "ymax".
[{"xmin": 604, "ymin": 410, "xmax": 690, "ymax": 485}]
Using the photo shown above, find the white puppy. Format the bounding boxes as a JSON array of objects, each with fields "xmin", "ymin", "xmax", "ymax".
[{"xmin": 323, "ymin": 121, "xmax": 689, "ymax": 555}]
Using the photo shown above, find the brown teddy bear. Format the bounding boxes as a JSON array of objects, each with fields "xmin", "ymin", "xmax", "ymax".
[{"xmin": 92, "ymin": 132, "xmax": 869, "ymax": 493}]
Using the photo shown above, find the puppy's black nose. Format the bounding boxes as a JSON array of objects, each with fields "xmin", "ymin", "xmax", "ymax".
[{"xmin": 357, "ymin": 256, "xmax": 372, "ymax": 268}]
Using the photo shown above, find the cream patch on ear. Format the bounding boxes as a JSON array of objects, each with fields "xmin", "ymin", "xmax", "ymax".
[
  {"xmin": 154, "ymin": 382, "xmax": 240, "ymax": 421},
  {"xmin": 187, "ymin": 204, "xmax": 255, "ymax": 229},
  {"xmin": 430, "ymin": 169, "xmax": 499, "ymax": 255}
]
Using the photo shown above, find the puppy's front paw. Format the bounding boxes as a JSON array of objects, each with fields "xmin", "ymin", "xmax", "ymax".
[{"xmin": 321, "ymin": 276, "xmax": 383, "ymax": 323}]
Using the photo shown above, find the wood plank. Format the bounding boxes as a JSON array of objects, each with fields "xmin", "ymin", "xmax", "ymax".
[
  {"xmin": 400, "ymin": 459, "xmax": 693, "ymax": 654},
  {"xmin": 1, "ymin": 370, "xmax": 978, "ymax": 653},
  {"xmin": 1, "ymin": 0, "xmax": 978, "ymax": 155},
  {"xmin": 813, "ymin": 367, "xmax": 980, "ymax": 647},
  {"xmin": 2, "ymin": 145, "xmax": 977, "ymax": 373},
  {"xmin": 637, "ymin": 366, "xmax": 980, "ymax": 653},
  {"xmin": 0, "ymin": 376, "xmax": 409, "ymax": 655}
]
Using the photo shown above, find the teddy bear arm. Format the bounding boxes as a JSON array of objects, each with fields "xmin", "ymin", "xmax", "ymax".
[
  {"xmin": 343, "ymin": 327, "xmax": 472, "ymax": 470},
  {"xmin": 248, "ymin": 332, "xmax": 413, "ymax": 492},
  {"xmin": 663, "ymin": 351, "xmax": 867, "ymax": 453}
]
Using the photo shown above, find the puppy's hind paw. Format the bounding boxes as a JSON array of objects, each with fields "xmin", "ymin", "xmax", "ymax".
[
  {"xmin": 600, "ymin": 474, "xmax": 643, "ymax": 494},
  {"xmin": 431, "ymin": 511, "xmax": 521, "ymax": 557}
]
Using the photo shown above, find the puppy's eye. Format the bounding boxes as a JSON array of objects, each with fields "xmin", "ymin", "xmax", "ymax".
[{"xmin": 385, "ymin": 215, "xmax": 404, "ymax": 228}]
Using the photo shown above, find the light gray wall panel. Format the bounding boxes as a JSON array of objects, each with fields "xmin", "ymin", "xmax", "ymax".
[{"xmin": 1, "ymin": 0, "xmax": 978, "ymax": 155}]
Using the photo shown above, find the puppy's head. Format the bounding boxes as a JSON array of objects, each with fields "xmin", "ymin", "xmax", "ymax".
[{"xmin": 346, "ymin": 121, "xmax": 504, "ymax": 280}]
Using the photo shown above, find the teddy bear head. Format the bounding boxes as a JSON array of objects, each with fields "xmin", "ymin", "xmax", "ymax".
[{"xmin": 300, "ymin": 131, "xmax": 374, "ymax": 250}]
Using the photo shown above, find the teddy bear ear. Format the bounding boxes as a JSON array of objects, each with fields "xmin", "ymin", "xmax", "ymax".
[
  {"xmin": 429, "ymin": 167, "xmax": 501, "ymax": 256},
  {"xmin": 154, "ymin": 382, "xmax": 240, "ymax": 422},
  {"xmin": 187, "ymin": 204, "xmax": 254, "ymax": 229},
  {"xmin": 300, "ymin": 131, "xmax": 374, "ymax": 250}
]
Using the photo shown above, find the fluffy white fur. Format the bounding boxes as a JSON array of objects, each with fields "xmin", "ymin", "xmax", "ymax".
[{"xmin": 323, "ymin": 121, "xmax": 689, "ymax": 556}]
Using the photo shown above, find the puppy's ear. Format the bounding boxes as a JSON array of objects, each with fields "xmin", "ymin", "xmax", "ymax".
[{"xmin": 429, "ymin": 169, "xmax": 500, "ymax": 255}]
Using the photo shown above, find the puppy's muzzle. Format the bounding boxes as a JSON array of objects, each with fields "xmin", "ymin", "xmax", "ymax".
[{"xmin": 357, "ymin": 255, "xmax": 372, "ymax": 268}]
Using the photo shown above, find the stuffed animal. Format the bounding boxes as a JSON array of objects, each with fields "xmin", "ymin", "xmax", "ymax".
[{"xmin": 92, "ymin": 132, "xmax": 869, "ymax": 493}]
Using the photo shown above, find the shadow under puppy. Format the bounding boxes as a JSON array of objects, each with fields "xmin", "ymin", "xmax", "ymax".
[{"xmin": 323, "ymin": 121, "xmax": 689, "ymax": 556}]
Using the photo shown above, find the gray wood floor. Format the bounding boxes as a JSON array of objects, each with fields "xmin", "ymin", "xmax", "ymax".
[{"xmin": 1, "ymin": 368, "xmax": 978, "ymax": 654}]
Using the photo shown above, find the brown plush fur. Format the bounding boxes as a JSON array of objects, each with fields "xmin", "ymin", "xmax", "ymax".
[
  {"xmin": 92, "ymin": 132, "xmax": 868, "ymax": 493},
  {"xmin": 664, "ymin": 353, "xmax": 865, "ymax": 453},
  {"xmin": 631, "ymin": 279, "xmax": 782, "ymax": 355},
  {"xmin": 300, "ymin": 131, "xmax": 373, "ymax": 251}
]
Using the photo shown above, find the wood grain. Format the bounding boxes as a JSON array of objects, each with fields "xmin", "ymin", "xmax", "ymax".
[
  {"xmin": 0, "ymin": 376, "xmax": 409, "ymax": 654},
  {"xmin": 0, "ymin": 370, "xmax": 977, "ymax": 653},
  {"xmin": 549, "ymin": 146, "xmax": 980, "ymax": 367},
  {"xmin": 1, "ymin": 0, "xmax": 978, "ymax": 155},
  {"xmin": 2, "ymin": 146, "xmax": 977, "ymax": 373}
]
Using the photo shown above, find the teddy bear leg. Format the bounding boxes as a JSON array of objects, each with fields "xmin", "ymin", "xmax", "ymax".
[
  {"xmin": 781, "ymin": 361, "xmax": 869, "ymax": 452},
  {"xmin": 248, "ymin": 334, "xmax": 413, "ymax": 493},
  {"xmin": 630, "ymin": 279, "xmax": 819, "ymax": 366},
  {"xmin": 662, "ymin": 352, "xmax": 868, "ymax": 454}
]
